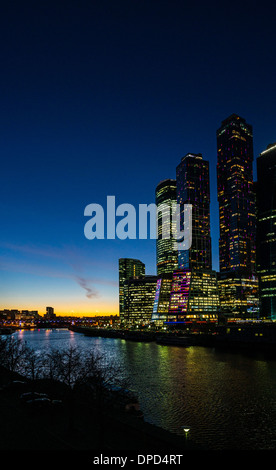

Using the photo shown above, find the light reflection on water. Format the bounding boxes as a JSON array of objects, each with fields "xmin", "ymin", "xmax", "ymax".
[{"xmin": 14, "ymin": 328, "xmax": 276, "ymax": 450}]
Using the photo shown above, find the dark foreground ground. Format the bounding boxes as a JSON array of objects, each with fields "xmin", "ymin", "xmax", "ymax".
[{"xmin": 0, "ymin": 366, "xmax": 202, "ymax": 461}]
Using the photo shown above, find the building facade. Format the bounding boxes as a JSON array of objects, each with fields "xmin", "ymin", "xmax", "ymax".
[
  {"xmin": 256, "ymin": 143, "xmax": 276, "ymax": 319},
  {"xmin": 216, "ymin": 114, "xmax": 258, "ymax": 317},
  {"xmin": 156, "ymin": 179, "xmax": 178, "ymax": 275},
  {"xmin": 151, "ymin": 273, "xmax": 173, "ymax": 324},
  {"xmin": 123, "ymin": 275, "xmax": 157, "ymax": 327},
  {"xmin": 176, "ymin": 153, "xmax": 212, "ymax": 271},
  {"xmin": 119, "ymin": 258, "xmax": 145, "ymax": 324},
  {"xmin": 167, "ymin": 269, "xmax": 220, "ymax": 323},
  {"xmin": 217, "ymin": 114, "xmax": 256, "ymax": 274},
  {"xmin": 218, "ymin": 270, "xmax": 259, "ymax": 319},
  {"xmin": 45, "ymin": 306, "xmax": 55, "ymax": 319}
]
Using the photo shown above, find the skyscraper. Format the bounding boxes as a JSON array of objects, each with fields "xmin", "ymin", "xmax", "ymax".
[
  {"xmin": 217, "ymin": 114, "xmax": 256, "ymax": 274},
  {"xmin": 156, "ymin": 179, "xmax": 178, "ymax": 275},
  {"xmin": 256, "ymin": 143, "xmax": 276, "ymax": 319},
  {"xmin": 176, "ymin": 153, "xmax": 212, "ymax": 270},
  {"xmin": 216, "ymin": 114, "xmax": 258, "ymax": 318},
  {"xmin": 153, "ymin": 152, "xmax": 217, "ymax": 327},
  {"xmin": 119, "ymin": 258, "xmax": 145, "ymax": 324}
]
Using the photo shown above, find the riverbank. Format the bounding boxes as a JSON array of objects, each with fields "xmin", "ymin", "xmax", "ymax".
[
  {"xmin": 0, "ymin": 366, "xmax": 201, "ymax": 453},
  {"xmin": 68, "ymin": 323, "xmax": 276, "ymax": 354}
]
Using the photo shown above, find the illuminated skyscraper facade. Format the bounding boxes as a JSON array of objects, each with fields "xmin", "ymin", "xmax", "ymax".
[
  {"xmin": 156, "ymin": 179, "xmax": 178, "ymax": 275},
  {"xmin": 256, "ymin": 143, "xmax": 276, "ymax": 319},
  {"xmin": 218, "ymin": 271, "xmax": 259, "ymax": 317},
  {"xmin": 123, "ymin": 275, "xmax": 157, "ymax": 326},
  {"xmin": 167, "ymin": 269, "xmax": 219, "ymax": 322},
  {"xmin": 119, "ymin": 258, "xmax": 145, "ymax": 324},
  {"xmin": 217, "ymin": 114, "xmax": 258, "ymax": 317},
  {"xmin": 168, "ymin": 269, "xmax": 192, "ymax": 321},
  {"xmin": 176, "ymin": 153, "xmax": 212, "ymax": 271},
  {"xmin": 151, "ymin": 273, "xmax": 173, "ymax": 324},
  {"xmin": 217, "ymin": 114, "xmax": 256, "ymax": 273}
]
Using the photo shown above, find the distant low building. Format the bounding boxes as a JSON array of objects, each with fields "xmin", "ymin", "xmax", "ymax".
[
  {"xmin": 44, "ymin": 306, "xmax": 56, "ymax": 320},
  {"xmin": 0, "ymin": 309, "xmax": 40, "ymax": 322}
]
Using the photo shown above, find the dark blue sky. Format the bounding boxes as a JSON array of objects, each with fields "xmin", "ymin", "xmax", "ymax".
[{"xmin": 1, "ymin": 0, "xmax": 275, "ymax": 315}]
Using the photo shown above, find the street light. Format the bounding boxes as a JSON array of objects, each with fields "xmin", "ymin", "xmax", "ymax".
[{"xmin": 183, "ymin": 427, "xmax": 190, "ymax": 446}]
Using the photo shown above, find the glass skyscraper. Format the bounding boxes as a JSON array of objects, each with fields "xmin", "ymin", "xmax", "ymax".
[
  {"xmin": 217, "ymin": 114, "xmax": 256, "ymax": 273},
  {"xmin": 119, "ymin": 258, "xmax": 145, "ymax": 324},
  {"xmin": 256, "ymin": 143, "xmax": 276, "ymax": 319},
  {"xmin": 176, "ymin": 153, "xmax": 212, "ymax": 271},
  {"xmin": 216, "ymin": 114, "xmax": 258, "ymax": 318},
  {"xmin": 156, "ymin": 179, "xmax": 178, "ymax": 275},
  {"xmin": 153, "ymin": 152, "xmax": 217, "ymax": 326}
]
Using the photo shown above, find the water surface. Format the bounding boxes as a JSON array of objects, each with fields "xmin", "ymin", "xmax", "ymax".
[{"xmin": 14, "ymin": 328, "xmax": 276, "ymax": 450}]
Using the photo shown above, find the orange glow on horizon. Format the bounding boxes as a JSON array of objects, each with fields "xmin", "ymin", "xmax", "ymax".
[{"xmin": 0, "ymin": 300, "xmax": 119, "ymax": 317}]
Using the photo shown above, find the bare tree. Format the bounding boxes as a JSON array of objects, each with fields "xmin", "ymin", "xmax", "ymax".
[
  {"xmin": 0, "ymin": 336, "xmax": 28, "ymax": 375},
  {"xmin": 22, "ymin": 347, "xmax": 43, "ymax": 382},
  {"xmin": 0, "ymin": 338, "xmax": 135, "ymax": 448},
  {"xmin": 40, "ymin": 345, "xmax": 106, "ymax": 434},
  {"xmin": 43, "ymin": 345, "xmax": 92, "ymax": 388}
]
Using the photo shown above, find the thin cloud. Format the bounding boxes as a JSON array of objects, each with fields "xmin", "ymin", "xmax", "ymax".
[
  {"xmin": 0, "ymin": 242, "xmax": 115, "ymax": 270},
  {"xmin": 0, "ymin": 242, "xmax": 118, "ymax": 301},
  {"xmin": 75, "ymin": 276, "xmax": 99, "ymax": 299}
]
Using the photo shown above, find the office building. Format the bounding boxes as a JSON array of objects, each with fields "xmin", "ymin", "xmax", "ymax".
[
  {"xmin": 216, "ymin": 114, "xmax": 258, "ymax": 317},
  {"xmin": 123, "ymin": 275, "xmax": 157, "ymax": 326},
  {"xmin": 119, "ymin": 258, "xmax": 145, "ymax": 324},
  {"xmin": 218, "ymin": 270, "xmax": 259, "ymax": 318},
  {"xmin": 256, "ymin": 143, "xmax": 276, "ymax": 319},
  {"xmin": 152, "ymin": 273, "xmax": 173, "ymax": 324},
  {"xmin": 168, "ymin": 269, "xmax": 192, "ymax": 322},
  {"xmin": 156, "ymin": 179, "xmax": 178, "ymax": 275},
  {"xmin": 217, "ymin": 114, "xmax": 256, "ymax": 273},
  {"xmin": 176, "ymin": 153, "xmax": 212, "ymax": 270},
  {"xmin": 167, "ymin": 269, "xmax": 220, "ymax": 322}
]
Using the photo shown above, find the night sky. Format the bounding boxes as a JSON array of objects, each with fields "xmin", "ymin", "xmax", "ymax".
[{"xmin": 1, "ymin": 0, "xmax": 275, "ymax": 315}]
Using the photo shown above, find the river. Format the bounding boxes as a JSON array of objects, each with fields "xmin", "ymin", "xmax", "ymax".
[{"xmin": 13, "ymin": 327, "xmax": 276, "ymax": 450}]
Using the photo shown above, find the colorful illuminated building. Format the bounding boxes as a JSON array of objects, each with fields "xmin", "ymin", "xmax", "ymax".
[
  {"xmin": 216, "ymin": 114, "xmax": 258, "ymax": 317},
  {"xmin": 176, "ymin": 153, "xmax": 212, "ymax": 270},
  {"xmin": 167, "ymin": 269, "xmax": 219, "ymax": 323},
  {"xmin": 123, "ymin": 275, "xmax": 157, "ymax": 327},
  {"xmin": 152, "ymin": 273, "xmax": 173, "ymax": 324},
  {"xmin": 256, "ymin": 143, "xmax": 276, "ymax": 319},
  {"xmin": 156, "ymin": 179, "xmax": 178, "ymax": 275},
  {"xmin": 119, "ymin": 258, "xmax": 145, "ymax": 324},
  {"xmin": 168, "ymin": 269, "xmax": 192, "ymax": 321}
]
